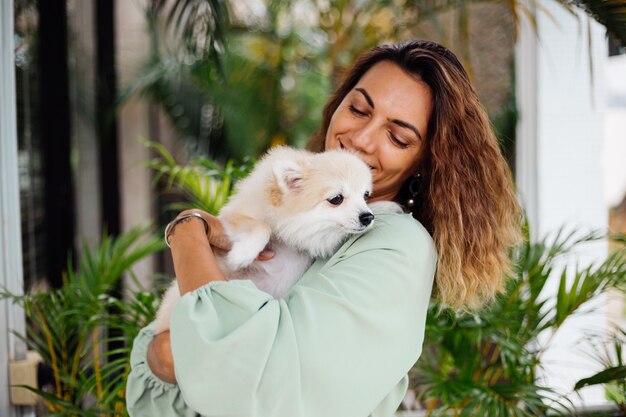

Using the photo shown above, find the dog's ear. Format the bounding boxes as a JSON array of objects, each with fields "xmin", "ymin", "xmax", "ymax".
[{"xmin": 273, "ymin": 159, "xmax": 304, "ymax": 193}]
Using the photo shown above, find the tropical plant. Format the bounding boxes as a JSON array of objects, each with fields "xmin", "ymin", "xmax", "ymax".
[
  {"xmin": 0, "ymin": 226, "xmax": 164, "ymax": 416},
  {"xmin": 574, "ymin": 327, "xmax": 626, "ymax": 413},
  {"xmin": 144, "ymin": 139, "xmax": 253, "ymax": 215},
  {"xmin": 409, "ymin": 229, "xmax": 626, "ymax": 416},
  {"xmin": 122, "ymin": 0, "xmax": 336, "ymax": 160},
  {"xmin": 145, "ymin": 0, "xmax": 229, "ymax": 67},
  {"xmin": 124, "ymin": 0, "xmax": 626, "ymax": 164}
]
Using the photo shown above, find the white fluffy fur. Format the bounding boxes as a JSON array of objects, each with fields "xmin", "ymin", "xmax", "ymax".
[{"xmin": 152, "ymin": 147, "xmax": 402, "ymax": 334}]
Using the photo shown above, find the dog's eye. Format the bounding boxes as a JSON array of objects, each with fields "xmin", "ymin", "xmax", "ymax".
[
  {"xmin": 364, "ymin": 191, "xmax": 370, "ymax": 200},
  {"xmin": 327, "ymin": 194, "xmax": 344, "ymax": 206}
]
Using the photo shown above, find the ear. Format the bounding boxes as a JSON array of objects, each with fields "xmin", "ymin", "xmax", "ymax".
[{"xmin": 273, "ymin": 159, "xmax": 304, "ymax": 193}]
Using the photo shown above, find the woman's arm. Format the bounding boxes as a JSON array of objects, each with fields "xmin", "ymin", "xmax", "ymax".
[
  {"xmin": 168, "ymin": 213, "xmax": 436, "ymax": 417},
  {"xmin": 147, "ymin": 209, "xmax": 276, "ymax": 384},
  {"xmin": 167, "ymin": 209, "xmax": 229, "ymax": 294},
  {"xmin": 147, "ymin": 209, "xmax": 229, "ymax": 383},
  {"xmin": 147, "ymin": 331, "xmax": 175, "ymax": 384},
  {"xmin": 127, "ymin": 328, "xmax": 199, "ymax": 417},
  {"xmin": 127, "ymin": 213, "xmax": 435, "ymax": 417}
]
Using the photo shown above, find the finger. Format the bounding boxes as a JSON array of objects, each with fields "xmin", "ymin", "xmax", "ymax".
[
  {"xmin": 205, "ymin": 216, "xmax": 233, "ymax": 251},
  {"xmin": 178, "ymin": 210, "xmax": 233, "ymax": 250},
  {"xmin": 256, "ymin": 250, "xmax": 275, "ymax": 261}
]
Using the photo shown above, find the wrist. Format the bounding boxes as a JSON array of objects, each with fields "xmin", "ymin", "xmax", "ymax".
[
  {"xmin": 169, "ymin": 228, "xmax": 208, "ymax": 250},
  {"xmin": 165, "ymin": 213, "xmax": 210, "ymax": 247}
]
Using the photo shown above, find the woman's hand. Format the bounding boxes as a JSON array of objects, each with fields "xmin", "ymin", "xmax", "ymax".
[
  {"xmin": 169, "ymin": 209, "xmax": 274, "ymax": 262},
  {"xmin": 167, "ymin": 209, "xmax": 228, "ymax": 295},
  {"xmin": 169, "ymin": 209, "xmax": 232, "ymax": 251},
  {"xmin": 147, "ymin": 331, "xmax": 176, "ymax": 384}
]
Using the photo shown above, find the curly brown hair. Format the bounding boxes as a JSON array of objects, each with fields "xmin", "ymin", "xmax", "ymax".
[{"xmin": 307, "ymin": 40, "xmax": 522, "ymax": 310}]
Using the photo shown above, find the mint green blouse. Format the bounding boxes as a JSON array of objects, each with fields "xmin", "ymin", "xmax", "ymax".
[{"xmin": 126, "ymin": 212, "xmax": 436, "ymax": 417}]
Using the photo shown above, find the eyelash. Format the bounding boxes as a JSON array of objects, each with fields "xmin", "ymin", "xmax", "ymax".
[
  {"xmin": 349, "ymin": 105, "xmax": 367, "ymax": 117},
  {"xmin": 388, "ymin": 131, "xmax": 409, "ymax": 148},
  {"xmin": 349, "ymin": 104, "xmax": 409, "ymax": 149}
]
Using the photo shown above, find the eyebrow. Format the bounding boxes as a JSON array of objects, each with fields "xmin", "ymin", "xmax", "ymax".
[
  {"xmin": 391, "ymin": 119, "xmax": 423, "ymax": 142},
  {"xmin": 355, "ymin": 88, "xmax": 374, "ymax": 108},
  {"xmin": 354, "ymin": 87, "xmax": 424, "ymax": 142}
]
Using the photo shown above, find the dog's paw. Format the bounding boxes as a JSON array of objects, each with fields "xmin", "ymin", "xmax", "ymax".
[
  {"xmin": 226, "ymin": 237, "xmax": 270, "ymax": 270},
  {"xmin": 220, "ymin": 215, "xmax": 272, "ymax": 271}
]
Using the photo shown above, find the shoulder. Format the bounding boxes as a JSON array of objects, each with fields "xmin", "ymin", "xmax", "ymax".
[
  {"xmin": 342, "ymin": 212, "xmax": 435, "ymax": 256},
  {"xmin": 298, "ymin": 212, "xmax": 436, "ymax": 305},
  {"xmin": 319, "ymin": 212, "xmax": 437, "ymax": 277}
]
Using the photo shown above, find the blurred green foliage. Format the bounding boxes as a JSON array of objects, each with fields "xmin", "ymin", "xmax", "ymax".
[
  {"xmin": 122, "ymin": 0, "xmax": 626, "ymax": 163},
  {"xmin": 120, "ymin": 0, "xmax": 626, "ymax": 159},
  {"xmin": 122, "ymin": 0, "xmax": 497, "ymax": 161},
  {"xmin": 574, "ymin": 327, "xmax": 626, "ymax": 413},
  {"xmin": 144, "ymin": 138, "xmax": 254, "ymax": 214},
  {"xmin": 1, "ymin": 226, "xmax": 164, "ymax": 416},
  {"xmin": 413, "ymin": 229, "xmax": 626, "ymax": 415}
]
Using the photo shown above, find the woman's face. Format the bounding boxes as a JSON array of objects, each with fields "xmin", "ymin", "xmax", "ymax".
[{"xmin": 325, "ymin": 61, "xmax": 433, "ymax": 202}]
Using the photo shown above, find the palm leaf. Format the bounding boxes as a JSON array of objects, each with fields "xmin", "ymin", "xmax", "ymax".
[
  {"xmin": 573, "ymin": 327, "xmax": 625, "ymax": 408},
  {"xmin": 0, "ymin": 226, "xmax": 163, "ymax": 414},
  {"xmin": 575, "ymin": 365, "xmax": 626, "ymax": 390},
  {"xmin": 415, "ymin": 229, "xmax": 625, "ymax": 414},
  {"xmin": 564, "ymin": 0, "xmax": 626, "ymax": 45},
  {"xmin": 147, "ymin": 0, "xmax": 229, "ymax": 64},
  {"xmin": 551, "ymin": 247, "xmax": 626, "ymax": 328},
  {"xmin": 143, "ymin": 139, "xmax": 253, "ymax": 214}
]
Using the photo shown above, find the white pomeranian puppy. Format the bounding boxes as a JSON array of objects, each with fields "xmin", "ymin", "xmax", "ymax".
[{"xmin": 152, "ymin": 147, "xmax": 401, "ymax": 334}]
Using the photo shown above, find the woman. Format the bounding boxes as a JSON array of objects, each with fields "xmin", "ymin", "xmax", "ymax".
[{"xmin": 126, "ymin": 40, "xmax": 521, "ymax": 417}]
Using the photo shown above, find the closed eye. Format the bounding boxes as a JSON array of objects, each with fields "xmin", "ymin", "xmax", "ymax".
[
  {"xmin": 327, "ymin": 194, "xmax": 344, "ymax": 205},
  {"xmin": 388, "ymin": 131, "xmax": 409, "ymax": 148},
  {"xmin": 349, "ymin": 105, "xmax": 367, "ymax": 117}
]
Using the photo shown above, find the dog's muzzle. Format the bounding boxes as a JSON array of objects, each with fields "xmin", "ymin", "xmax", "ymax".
[{"xmin": 359, "ymin": 212, "xmax": 374, "ymax": 227}]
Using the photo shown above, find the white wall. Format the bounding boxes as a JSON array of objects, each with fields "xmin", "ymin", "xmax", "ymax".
[
  {"xmin": 604, "ymin": 54, "xmax": 626, "ymax": 208},
  {"xmin": 604, "ymin": 40, "xmax": 626, "ymax": 374},
  {"xmin": 516, "ymin": 0, "xmax": 610, "ymax": 408}
]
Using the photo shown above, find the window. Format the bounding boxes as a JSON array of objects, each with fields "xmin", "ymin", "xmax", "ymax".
[{"xmin": 609, "ymin": 34, "xmax": 625, "ymax": 57}]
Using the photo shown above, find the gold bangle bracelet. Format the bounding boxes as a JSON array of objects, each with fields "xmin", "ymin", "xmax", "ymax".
[{"xmin": 164, "ymin": 213, "xmax": 210, "ymax": 248}]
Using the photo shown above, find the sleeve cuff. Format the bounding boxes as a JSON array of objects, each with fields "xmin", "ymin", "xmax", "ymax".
[{"xmin": 129, "ymin": 326, "xmax": 179, "ymax": 392}]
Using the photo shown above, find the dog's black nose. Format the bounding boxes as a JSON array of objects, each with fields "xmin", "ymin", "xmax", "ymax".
[{"xmin": 359, "ymin": 212, "xmax": 374, "ymax": 227}]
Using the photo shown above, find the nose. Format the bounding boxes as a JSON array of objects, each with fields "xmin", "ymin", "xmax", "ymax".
[
  {"xmin": 349, "ymin": 124, "xmax": 378, "ymax": 154},
  {"xmin": 359, "ymin": 212, "xmax": 374, "ymax": 227}
]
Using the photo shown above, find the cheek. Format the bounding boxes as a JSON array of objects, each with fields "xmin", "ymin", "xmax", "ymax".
[
  {"xmin": 383, "ymin": 149, "xmax": 421, "ymax": 180},
  {"xmin": 323, "ymin": 130, "xmax": 335, "ymax": 150},
  {"xmin": 325, "ymin": 106, "xmax": 354, "ymax": 146},
  {"xmin": 324, "ymin": 119, "xmax": 340, "ymax": 150}
]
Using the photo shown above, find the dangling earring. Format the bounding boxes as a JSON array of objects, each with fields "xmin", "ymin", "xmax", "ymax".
[{"xmin": 406, "ymin": 173, "xmax": 422, "ymax": 209}]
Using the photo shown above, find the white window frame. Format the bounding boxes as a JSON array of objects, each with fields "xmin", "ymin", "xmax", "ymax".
[{"xmin": 1, "ymin": 0, "xmax": 34, "ymax": 415}]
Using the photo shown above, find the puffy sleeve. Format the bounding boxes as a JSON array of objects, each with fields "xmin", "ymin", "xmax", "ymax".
[
  {"xmin": 127, "ymin": 213, "xmax": 436, "ymax": 417},
  {"xmin": 126, "ymin": 327, "xmax": 200, "ymax": 417}
]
